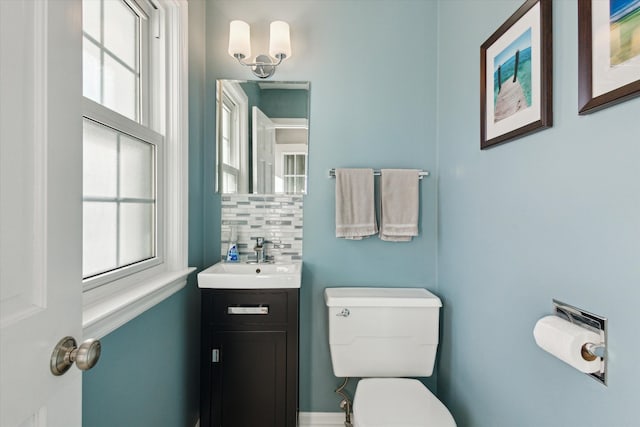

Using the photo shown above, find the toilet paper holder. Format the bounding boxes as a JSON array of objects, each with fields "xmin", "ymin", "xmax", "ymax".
[{"xmin": 553, "ymin": 299, "xmax": 607, "ymax": 385}]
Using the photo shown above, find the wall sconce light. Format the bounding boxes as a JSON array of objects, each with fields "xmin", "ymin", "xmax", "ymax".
[{"xmin": 228, "ymin": 20, "xmax": 292, "ymax": 79}]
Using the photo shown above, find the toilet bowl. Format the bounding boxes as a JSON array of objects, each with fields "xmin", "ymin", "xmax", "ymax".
[
  {"xmin": 353, "ymin": 378, "xmax": 455, "ymax": 427},
  {"xmin": 325, "ymin": 287, "xmax": 456, "ymax": 427}
]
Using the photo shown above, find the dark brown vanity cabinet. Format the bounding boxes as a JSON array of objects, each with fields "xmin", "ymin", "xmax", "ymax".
[{"xmin": 200, "ymin": 289, "xmax": 299, "ymax": 427}]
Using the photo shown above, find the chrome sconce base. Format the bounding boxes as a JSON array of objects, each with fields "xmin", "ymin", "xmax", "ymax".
[{"xmin": 234, "ymin": 53, "xmax": 285, "ymax": 79}]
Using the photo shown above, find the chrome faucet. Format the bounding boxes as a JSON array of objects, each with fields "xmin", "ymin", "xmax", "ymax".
[{"xmin": 254, "ymin": 237, "xmax": 268, "ymax": 263}]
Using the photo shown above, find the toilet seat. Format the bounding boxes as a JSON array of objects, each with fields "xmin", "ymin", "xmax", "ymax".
[{"xmin": 353, "ymin": 378, "xmax": 456, "ymax": 427}]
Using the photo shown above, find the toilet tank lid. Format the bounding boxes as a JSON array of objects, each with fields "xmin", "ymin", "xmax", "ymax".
[{"xmin": 324, "ymin": 287, "xmax": 442, "ymax": 308}]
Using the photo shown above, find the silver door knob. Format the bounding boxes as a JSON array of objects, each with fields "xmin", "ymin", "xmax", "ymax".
[{"xmin": 50, "ymin": 336, "xmax": 101, "ymax": 376}]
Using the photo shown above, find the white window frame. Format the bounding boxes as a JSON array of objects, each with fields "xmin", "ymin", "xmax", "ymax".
[
  {"xmin": 82, "ymin": 0, "xmax": 193, "ymax": 339},
  {"xmin": 82, "ymin": 99, "xmax": 165, "ymax": 289},
  {"xmin": 220, "ymin": 93, "xmax": 240, "ymax": 192},
  {"xmin": 216, "ymin": 80, "xmax": 248, "ymax": 193},
  {"xmin": 282, "ymin": 152, "xmax": 307, "ymax": 194}
]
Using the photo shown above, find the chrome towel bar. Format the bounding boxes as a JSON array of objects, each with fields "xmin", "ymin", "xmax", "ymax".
[{"xmin": 328, "ymin": 169, "xmax": 430, "ymax": 179}]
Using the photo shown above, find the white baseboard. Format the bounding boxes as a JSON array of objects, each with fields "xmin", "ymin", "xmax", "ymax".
[{"xmin": 298, "ymin": 412, "xmax": 350, "ymax": 426}]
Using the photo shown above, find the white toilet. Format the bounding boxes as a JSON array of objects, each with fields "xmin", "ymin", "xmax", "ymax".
[{"xmin": 325, "ymin": 287, "xmax": 456, "ymax": 427}]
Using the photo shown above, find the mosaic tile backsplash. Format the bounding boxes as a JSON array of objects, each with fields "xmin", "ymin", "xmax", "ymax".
[{"xmin": 220, "ymin": 194, "xmax": 303, "ymax": 262}]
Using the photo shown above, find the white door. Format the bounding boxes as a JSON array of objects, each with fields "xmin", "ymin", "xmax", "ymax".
[
  {"xmin": 252, "ymin": 106, "xmax": 276, "ymax": 194},
  {"xmin": 1, "ymin": 1, "xmax": 84, "ymax": 426}
]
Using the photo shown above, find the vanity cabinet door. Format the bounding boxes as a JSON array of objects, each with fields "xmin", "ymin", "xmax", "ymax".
[
  {"xmin": 211, "ymin": 331, "xmax": 287, "ymax": 427},
  {"xmin": 201, "ymin": 289, "xmax": 298, "ymax": 427}
]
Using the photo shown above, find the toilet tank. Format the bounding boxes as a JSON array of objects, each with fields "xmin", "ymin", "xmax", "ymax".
[{"xmin": 324, "ymin": 287, "xmax": 442, "ymax": 378}]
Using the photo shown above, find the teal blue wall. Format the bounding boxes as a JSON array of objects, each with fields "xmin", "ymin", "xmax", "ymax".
[
  {"xmin": 205, "ymin": 0, "xmax": 439, "ymax": 412},
  {"xmin": 260, "ymin": 88, "xmax": 308, "ymax": 118},
  {"xmin": 238, "ymin": 83, "xmax": 308, "ymax": 118},
  {"xmin": 82, "ymin": 1, "xmax": 208, "ymax": 426},
  {"xmin": 82, "ymin": 291, "xmax": 200, "ymax": 427},
  {"xmin": 239, "ymin": 81, "xmax": 262, "ymax": 112},
  {"xmin": 436, "ymin": 1, "xmax": 640, "ymax": 426}
]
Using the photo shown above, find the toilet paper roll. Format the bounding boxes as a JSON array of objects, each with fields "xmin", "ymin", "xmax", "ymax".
[{"xmin": 533, "ymin": 315, "xmax": 602, "ymax": 373}]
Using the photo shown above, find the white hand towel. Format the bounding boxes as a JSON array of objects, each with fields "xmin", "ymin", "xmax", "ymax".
[
  {"xmin": 335, "ymin": 168, "xmax": 378, "ymax": 240},
  {"xmin": 379, "ymin": 169, "xmax": 420, "ymax": 242}
]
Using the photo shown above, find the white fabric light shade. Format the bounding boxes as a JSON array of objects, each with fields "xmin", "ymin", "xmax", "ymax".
[
  {"xmin": 269, "ymin": 21, "xmax": 291, "ymax": 60},
  {"xmin": 228, "ymin": 20, "xmax": 251, "ymax": 59}
]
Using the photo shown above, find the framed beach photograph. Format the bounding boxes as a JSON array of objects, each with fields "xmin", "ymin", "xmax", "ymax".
[
  {"xmin": 480, "ymin": 0, "xmax": 552, "ymax": 149},
  {"xmin": 579, "ymin": 0, "xmax": 640, "ymax": 114}
]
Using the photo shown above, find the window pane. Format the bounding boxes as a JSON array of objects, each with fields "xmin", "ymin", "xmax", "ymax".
[
  {"xmin": 83, "ymin": 120, "xmax": 117, "ymax": 198},
  {"xmin": 222, "ymin": 105, "xmax": 231, "ymax": 164},
  {"xmin": 103, "ymin": 54, "xmax": 137, "ymax": 120},
  {"xmin": 284, "ymin": 154, "xmax": 294, "ymax": 175},
  {"xmin": 223, "ymin": 172, "xmax": 237, "ymax": 193},
  {"xmin": 222, "ymin": 105, "xmax": 230, "ymax": 138},
  {"xmin": 222, "ymin": 137, "xmax": 230, "ymax": 164},
  {"xmin": 103, "ymin": 0, "xmax": 137, "ymax": 68},
  {"xmin": 120, "ymin": 135, "xmax": 154, "ymax": 199},
  {"xmin": 83, "ymin": 38, "xmax": 101, "ymax": 103},
  {"xmin": 119, "ymin": 202, "xmax": 154, "ymax": 266},
  {"xmin": 295, "ymin": 177, "xmax": 305, "ymax": 193},
  {"xmin": 82, "ymin": 0, "xmax": 101, "ymax": 41},
  {"xmin": 296, "ymin": 155, "xmax": 305, "ymax": 175},
  {"xmin": 285, "ymin": 177, "xmax": 294, "ymax": 193},
  {"xmin": 83, "ymin": 201, "xmax": 117, "ymax": 277}
]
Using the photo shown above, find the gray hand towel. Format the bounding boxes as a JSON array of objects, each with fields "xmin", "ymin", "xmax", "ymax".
[
  {"xmin": 379, "ymin": 169, "xmax": 420, "ymax": 242},
  {"xmin": 335, "ymin": 168, "xmax": 378, "ymax": 240}
]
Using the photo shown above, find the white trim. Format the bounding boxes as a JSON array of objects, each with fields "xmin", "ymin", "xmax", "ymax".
[
  {"xmin": 298, "ymin": 412, "xmax": 350, "ymax": 426},
  {"xmin": 82, "ymin": 268, "xmax": 195, "ymax": 339},
  {"xmin": 162, "ymin": 0, "xmax": 189, "ymax": 270},
  {"xmin": 219, "ymin": 80, "xmax": 249, "ymax": 193},
  {"xmin": 82, "ymin": 98, "xmax": 164, "ymax": 144},
  {"xmin": 271, "ymin": 117, "xmax": 308, "ymax": 129}
]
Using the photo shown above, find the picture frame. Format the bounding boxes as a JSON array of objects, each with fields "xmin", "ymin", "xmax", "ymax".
[
  {"xmin": 578, "ymin": 0, "xmax": 640, "ymax": 114},
  {"xmin": 480, "ymin": 0, "xmax": 552, "ymax": 149}
]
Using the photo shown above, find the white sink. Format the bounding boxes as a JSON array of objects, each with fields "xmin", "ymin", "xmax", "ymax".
[{"xmin": 197, "ymin": 261, "xmax": 302, "ymax": 289}]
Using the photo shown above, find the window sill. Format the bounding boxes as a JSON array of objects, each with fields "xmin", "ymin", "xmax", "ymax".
[{"xmin": 82, "ymin": 267, "xmax": 196, "ymax": 339}]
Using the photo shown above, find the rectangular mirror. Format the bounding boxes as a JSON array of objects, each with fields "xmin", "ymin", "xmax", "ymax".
[{"xmin": 216, "ymin": 80, "xmax": 310, "ymax": 194}]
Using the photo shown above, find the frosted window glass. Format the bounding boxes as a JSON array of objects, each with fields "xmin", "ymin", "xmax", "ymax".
[
  {"xmin": 120, "ymin": 136, "xmax": 154, "ymax": 199},
  {"xmin": 222, "ymin": 106, "xmax": 230, "ymax": 136},
  {"xmin": 296, "ymin": 155, "xmax": 305, "ymax": 174},
  {"xmin": 286, "ymin": 155, "xmax": 295, "ymax": 173},
  {"xmin": 119, "ymin": 203, "xmax": 154, "ymax": 266},
  {"xmin": 82, "ymin": 0, "xmax": 101, "ymax": 41},
  {"xmin": 222, "ymin": 106, "xmax": 231, "ymax": 164},
  {"xmin": 83, "ymin": 39, "xmax": 101, "ymax": 103},
  {"xmin": 83, "ymin": 121, "xmax": 117, "ymax": 198},
  {"xmin": 223, "ymin": 172, "xmax": 237, "ymax": 193},
  {"xmin": 103, "ymin": 0, "xmax": 137, "ymax": 68},
  {"xmin": 285, "ymin": 177, "xmax": 295, "ymax": 193},
  {"xmin": 222, "ymin": 137, "xmax": 230, "ymax": 164},
  {"xmin": 83, "ymin": 201, "xmax": 117, "ymax": 277},
  {"xmin": 103, "ymin": 54, "xmax": 137, "ymax": 120}
]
